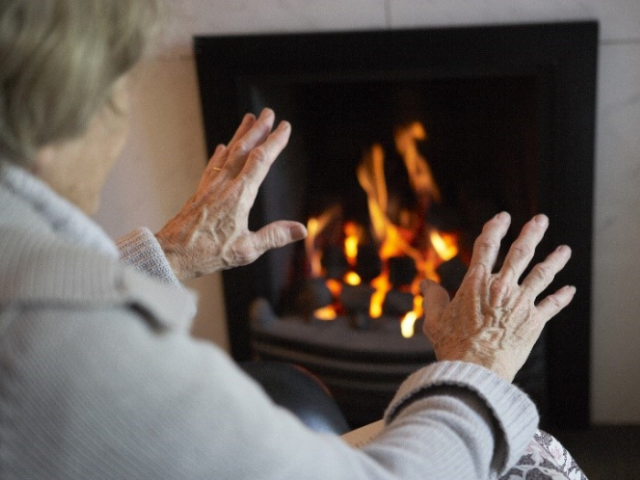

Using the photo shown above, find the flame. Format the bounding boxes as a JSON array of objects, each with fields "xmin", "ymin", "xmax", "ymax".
[
  {"xmin": 344, "ymin": 271, "xmax": 361, "ymax": 286},
  {"xmin": 306, "ymin": 218, "xmax": 322, "ymax": 276},
  {"xmin": 305, "ymin": 206, "xmax": 341, "ymax": 277},
  {"xmin": 401, "ymin": 311, "xmax": 418, "ymax": 338},
  {"xmin": 357, "ymin": 143, "xmax": 423, "ymax": 265},
  {"xmin": 430, "ymin": 230, "xmax": 458, "ymax": 261},
  {"xmin": 400, "ymin": 295, "xmax": 424, "ymax": 338},
  {"xmin": 357, "ymin": 144, "xmax": 388, "ymax": 241},
  {"xmin": 395, "ymin": 121, "xmax": 441, "ymax": 206},
  {"xmin": 314, "ymin": 305, "xmax": 337, "ymax": 321},
  {"xmin": 369, "ymin": 275, "xmax": 391, "ymax": 318},
  {"xmin": 325, "ymin": 279, "xmax": 342, "ymax": 297},
  {"xmin": 302, "ymin": 120, "xmax": 464, "ymax": 339},
  {"xmin": 344, "ymin": 222, "xmax": 361, "ymax": 266}
]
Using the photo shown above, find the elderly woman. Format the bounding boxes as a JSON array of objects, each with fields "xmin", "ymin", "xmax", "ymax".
[{"xmin": 0, "ymin": 0, "xmax": 586, "ymax": 479}]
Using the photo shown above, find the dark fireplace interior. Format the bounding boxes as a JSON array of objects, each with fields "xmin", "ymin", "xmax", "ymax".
[{"xmin": 194, "ymin": 21, "xmax": 598, "ymax": 429}]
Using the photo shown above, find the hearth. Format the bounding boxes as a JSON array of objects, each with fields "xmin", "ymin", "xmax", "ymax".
[{"xmin": 194, "ymin": 21, "xmax": 598, "ymax": 428}]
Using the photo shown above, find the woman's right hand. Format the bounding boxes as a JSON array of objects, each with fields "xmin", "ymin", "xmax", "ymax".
[
  {"xmin": 421, "ymin": 212, "xmax": 576, "ymax": 382},
  {"xmin": 155, "ymin": 109, "xmax": 307, "ymax": 281}
]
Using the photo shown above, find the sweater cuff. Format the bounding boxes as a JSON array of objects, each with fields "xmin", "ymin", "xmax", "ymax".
[
  {"xmin": 116, "ymin": 227, "xmax": 182, "ymax": 288},
  {"xmin": 385, "ymin": 361, "xmax": 538, "ymax": 473}
]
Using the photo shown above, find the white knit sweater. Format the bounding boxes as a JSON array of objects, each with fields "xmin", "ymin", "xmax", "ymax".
[{"xmin": 0, "ymin": 162, "xmax": 538, "ymax": 480}]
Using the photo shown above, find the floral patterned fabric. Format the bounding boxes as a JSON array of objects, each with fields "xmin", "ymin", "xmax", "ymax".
[{"xmin": 500, "ymin": 430, "xmax": 588, "ymax": 480}]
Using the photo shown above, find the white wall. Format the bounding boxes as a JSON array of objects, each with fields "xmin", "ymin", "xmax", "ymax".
[{"xmin": 95, "ymin": 0, "xmax": 640, "ymax": 424}]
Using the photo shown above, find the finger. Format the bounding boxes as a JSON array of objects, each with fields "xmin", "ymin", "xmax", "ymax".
[
  {"xmin": 206, "ymin": 143, "xmax": 226, "ymax": 170},
  {"xmin": 209, "ymin": 113, "xmax": 256, "ymax": 171},
  {"xmin": 225, "ymin": 109, "xmax": 275, "ymax": 179},
  {"xmin": 498, "ymin": 214, "xmax": 549, "ymax": 286},
  {"xmin": 228, "ymin": 112, "xmax": 257, "ymax": 146},
  {"xmin": 469, "ymin": 212, "xmax": 511, "ymax": 272},
  {"xmin": 521, "ymin": 245, "xmax": 572, "ymax": 295},
  {"xmin": 237, "ymin": 121, "xmax": 291, "ymax": 196},
  {"xmin": 456, "ymin": 262, "xmax": 485, "ymax": 297},
  {"xmin": 231, "ymin": 221, "xmax": 307, "ymax": 266},
  {"xmin": 420, "ymin": 280, "xmax": 450, "ymax": 335},
  {"xmin": 536, "ymin": 285, "xmax": 576, "ymax": 321}
]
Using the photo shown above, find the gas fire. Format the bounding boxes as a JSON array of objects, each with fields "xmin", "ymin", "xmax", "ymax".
[{"xmin": 305, "ymin": 122, "xmax": 462, "ymax": 337}]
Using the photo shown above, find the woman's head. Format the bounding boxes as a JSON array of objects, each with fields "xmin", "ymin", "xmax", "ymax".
[{"xmin": 0, "ymin": 0, "xmax": 165, "ymax": 167}]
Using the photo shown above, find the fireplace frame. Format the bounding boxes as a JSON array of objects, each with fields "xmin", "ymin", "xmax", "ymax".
[{"xmin": 194, "ymin": 21, "xmax": 598, "ymax": 428}]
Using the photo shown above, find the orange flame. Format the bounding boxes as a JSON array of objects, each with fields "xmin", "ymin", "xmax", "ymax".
[
  {"xmin": 314, "ymin": 305, "xmax": 337, "ymax": 321},
  {"xmin": 369, "ymin": 275, "xmax": 391, "ymax": 318},
  {"xmin": 401, "ymin": 295, "xmax": 424, "ymax": 338},
  {"xmin": 306, "ymin": 206, "xmax": 341, "ymax": 277},
  {"xmin": 325, "ymin": 279, "xmax": 342, "ymax": 297},
  {"xmin": 344, "ymin": 221, "xmax": 361, "ymax": 266},
  {"xmin": 303, "ymin": 121, "xmax": 463, "ymax": 339},
  {"xmin": 395, "ymin": 121, "xmax": 441, "ymax": 206},
  {"xmin": 430, "ymin": 230, "xmax": 458, "ymax": 262},
  {"xmin": 356, "ymin": 144, "xmax": 388, "ymax": 241},
  {"xmin": 344, "ymin": 271, "xmax": 361, "ymax": 286}
]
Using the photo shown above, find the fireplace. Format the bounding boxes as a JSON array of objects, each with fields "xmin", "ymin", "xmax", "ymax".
[{"xmin": 194, "ymin": 21, "xmax": 598, "ymax": 428}]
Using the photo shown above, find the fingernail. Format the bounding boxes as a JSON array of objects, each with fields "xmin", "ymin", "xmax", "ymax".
[
  {"xmin": 278, "ymin": 120, "xmax": 291, "ymax": 131},
  {"xmin": 494, "ymin": 211, "xmax": 509, "ymax": 221},
  {"xmin": 535, "ymin": 214, "xmax": 548, "ymax": 226}
]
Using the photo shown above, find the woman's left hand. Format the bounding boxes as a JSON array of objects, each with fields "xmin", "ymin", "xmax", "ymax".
[
  {"xmin": 420, "ymin": 213, "xmax": 575, "ymax": 382},
  {"xmin": 155, "ymin": 108, "xmax": 307, "ymax": 281}
]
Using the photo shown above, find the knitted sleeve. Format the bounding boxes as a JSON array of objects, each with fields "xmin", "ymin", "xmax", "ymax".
[{"xmin": 116, "ymin": 227, "xmax": 181, "ymax": 287}]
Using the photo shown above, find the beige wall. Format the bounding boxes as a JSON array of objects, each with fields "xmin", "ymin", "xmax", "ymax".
[{"xmin": 95, "ymin": 0, "xmax": 640, "ymax": 424}]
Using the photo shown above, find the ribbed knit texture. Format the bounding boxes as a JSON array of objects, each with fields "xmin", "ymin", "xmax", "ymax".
[
  {"xmin": 117, "ymin": 228, "xmax": 181, "ymax": 287},
  {"xmin": 0, "ymin": 162, "xmax": 539, "ymax": 479}
]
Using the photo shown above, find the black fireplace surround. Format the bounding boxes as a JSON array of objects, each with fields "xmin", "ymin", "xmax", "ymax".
[{"xmin": 194, "ymin": 21, "xmax": 598, "ymax": 428}]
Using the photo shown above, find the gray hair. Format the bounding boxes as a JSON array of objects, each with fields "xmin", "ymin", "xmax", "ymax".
[{"xmin": 0, "ymin": 0, "xmax": 165, "ymax": 166}]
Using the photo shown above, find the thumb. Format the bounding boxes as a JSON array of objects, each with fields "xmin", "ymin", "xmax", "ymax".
[
  {"xmin": 251, "ymin": 221, "xmax": 307, "ymax": 254},
  {"xmin": 420, "ymin": 280, "xmax": 450, "ymax": 334}
]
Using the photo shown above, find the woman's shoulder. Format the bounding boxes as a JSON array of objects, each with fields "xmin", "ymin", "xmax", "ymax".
[{"xmin": 0, "ymin": 215, "xmax": 196, "ymax": 328}]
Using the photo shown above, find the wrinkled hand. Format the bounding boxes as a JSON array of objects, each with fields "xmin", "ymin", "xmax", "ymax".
[
  {"xmin": 156, "ymin": 109, "xmax": 307, "ymax": 281},
  {"xmin": 421, "ymin": 212, "xmax": 575, "ymax": 382}
]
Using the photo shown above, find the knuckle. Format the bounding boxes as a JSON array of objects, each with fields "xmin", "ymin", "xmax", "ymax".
[
  {"xmin": 267, "ymin": 229, "xmax": 285, "ymax": 249},
  {"xmin": 229, "ymin": 244, "xmax": 257, "ymax": 266},
  {"xmin": 531, "ymin": 263, "xmax": 552, "ymax": 282},
  {"xmin": 510, "ymin": 241, "xmax": 531, "ymax": 259},
  {"xmin": 546, "ymin": 295, "xmax": 563, "ymax": 310},
  {"xmin": 490, "ymin": 277, "xmax": 510, "ymax": 302},
  {"xmin": 474, "ymin": 237, "xmax": 499, "ymax": 253},
  {"xmin": 232, "ymin": 140, "xmax": 250, "ymax": 157},
  {"xmin": 249, "ymin": 146, "xmax": 269, "ymax": 165}
]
